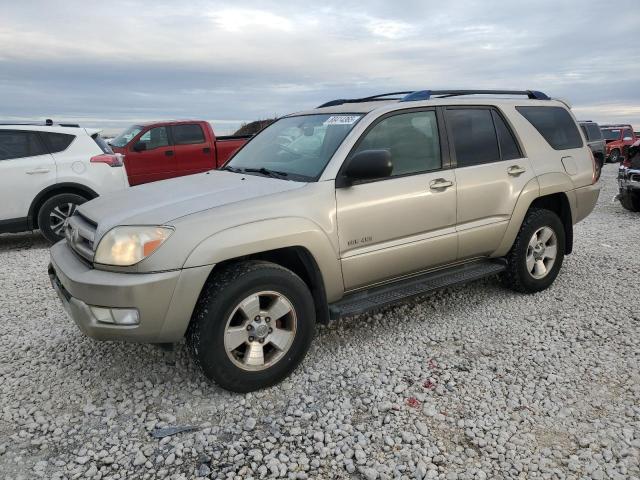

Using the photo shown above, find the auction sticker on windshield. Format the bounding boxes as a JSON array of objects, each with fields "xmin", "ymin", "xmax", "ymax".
[{"xmin": 323, "ymin": 115, "xmax": 361, "ymax": 125}]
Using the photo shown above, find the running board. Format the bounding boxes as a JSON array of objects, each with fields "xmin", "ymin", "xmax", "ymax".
[{"xmin": 329, "ymin": 259, "xmax": 506, "ymax": 319}]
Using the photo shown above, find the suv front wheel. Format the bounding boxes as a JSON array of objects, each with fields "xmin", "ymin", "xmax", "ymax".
[
  {"xmin": 188, "ymin": 260, "xmax": 316, "ymax": 392},
  {"xmin": 502, "ymin": 208, "xmax": 565, "ymax": 293},
  {"xmin": 38, "ymin": 193, "xmax": 88, "ymax": 243}
]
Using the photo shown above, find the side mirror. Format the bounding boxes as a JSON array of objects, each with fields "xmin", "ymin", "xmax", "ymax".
[
  {"xmin": 132, "ymin": 141, "xmax": 147, "ymax": 152},
  {"xmin": 338, "ymin": 149, "xmax": 393, "ymax": 187}
]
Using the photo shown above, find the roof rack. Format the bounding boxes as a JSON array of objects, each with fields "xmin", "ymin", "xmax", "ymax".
[
  {"xmin": 317, "ymin": 92, "xmax": 414, "ymax": 108},
  {"xmin": 317, "ymin": 89, "xmax": 550, "ymax": 108},
  {"xmin": 0, "ymin": 119, "xmax": 81, "ymax": 127},
  {"xmin": 401, "ymin": 90, "xmax": 550, "ymax": 101}
]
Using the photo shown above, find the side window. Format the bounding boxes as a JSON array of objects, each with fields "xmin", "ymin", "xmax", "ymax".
[
  {"xmin": 352, "ymin": 110, "xmax": 441, "ymax": 177},
  {"xmin": 492, "ymin": 111, "xmax": 522, "ymax": 160},
  {"xmin": 0, "ymin": 130, "xmax": 47, "ymax": 160},
  {"xmin": 171, "ymin": 124, "xmax": 205, "ymax": 145},
  {"xmin": 446, "ymin": 108, "xmax": 500, "ymax": 167},
  {"xmin": 516, "ymin": 106, "xmax": 583, "ymax": 150},
  {"xmin": 586, "ymin": 124, "xmax": 602, "ymax": 141},
  {"xmin": 41, "ymin": 132, "xmax": 75, "ymax": 153},
  {"xmin": 138, "ymin": 127, "xmax": 169, "ymax": 150},
  {"xmin": 580, "ymin": 125, "xmax": 588, "ymax": 138},
  {"xmin": 622, "ymin": 129, "xmax": 633, "ymax": 140}
]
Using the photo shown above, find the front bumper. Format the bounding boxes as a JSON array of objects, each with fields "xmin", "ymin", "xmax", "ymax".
[{"xmin": 49, "ymin": 241, "xmax": 213, "ymax": 343}]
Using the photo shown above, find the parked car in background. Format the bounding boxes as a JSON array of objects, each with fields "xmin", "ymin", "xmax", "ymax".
[
  {"xmin": 0, "ymin": 121, "xmax": 128, "ymax": 242},
  {"xmin": 49, "ymin": 89, "xmax": 600, "ymax": 392},
  {"xmin": 617, "ymin": 140, "xmax": 640, "ymax": 211},
  {"xmin": 579, "ymin": 120, "xmax": 605, "ymax": 173},
  {"xmin": 109, "ymin": 120, "xmax": 250, "ymax": 186},
  {"xmin": 600, "ymin": 124, "xmax": 637, "ymax": 163}
]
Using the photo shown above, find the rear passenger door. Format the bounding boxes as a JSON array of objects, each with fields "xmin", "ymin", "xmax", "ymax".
[
  {"xmin": 170, "ymin": 123, "xmax": 216, "ymax": 176},
  {"xmin": 445, "ymin": 107, "xmax": 534, "ymax": 260},
  {"xmin": 0, "ymin": 130, "xmax": 56, "ymax": 221},
  {"xmin": 336, "ymin": 109, "xmax": 458, "ymax": 290}
]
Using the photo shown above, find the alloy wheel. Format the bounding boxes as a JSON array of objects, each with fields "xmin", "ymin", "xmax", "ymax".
[
  {"xmin": 49, "ymin": 202, "xmax": 77, "ymax": 237},
  {"xmin": 224, "ymin": 291, "xmax": 297, "ymax": 371},
  {"xmin": 526, "ymin": 226, "xmax": 558, "ymax": 279}
]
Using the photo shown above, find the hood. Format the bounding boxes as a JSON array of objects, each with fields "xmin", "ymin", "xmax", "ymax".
[
  {"xmin": 605, "ymin": 139, "xmax": 620, "ymax": 144},
  {"xmin": 77, "ymin": 170, "xmax": 306, "ymax": 240}
]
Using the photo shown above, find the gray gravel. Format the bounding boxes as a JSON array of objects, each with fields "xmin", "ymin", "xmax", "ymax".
[{"xmin": 1, "ymin": 164, "xmax": 639, "ymax": 480}]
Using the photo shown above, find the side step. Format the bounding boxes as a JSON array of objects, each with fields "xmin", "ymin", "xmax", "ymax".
[{"xmin": 329, "ymin": 259, "xmax": 506, "ymax": 319}]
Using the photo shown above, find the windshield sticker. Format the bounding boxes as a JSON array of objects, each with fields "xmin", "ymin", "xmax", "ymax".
[{"xmin": 323, "ymin": 115, "xmax": 360, "ymax": 126}]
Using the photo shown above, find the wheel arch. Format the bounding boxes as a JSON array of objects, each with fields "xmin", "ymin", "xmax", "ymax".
[
  {"xmin": 528, "ymin": 193, "xmax": 573, "ymax": 255},
  {"xmin": 494, "ymin": 173, "xmax": 575, "ymax": 256},
  {"xmin": 28, "ymin": 183, "xmax": 98, "ymax": 229},
  {"xmin": 210, "ymin": 246, "xmax": 331, "ymax": 324}
]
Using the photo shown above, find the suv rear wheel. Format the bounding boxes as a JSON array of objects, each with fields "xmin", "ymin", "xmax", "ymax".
[
  {"xmin": 502, "ymin": 208, "xmax": 565, "ymax": 293},
  {"xmin": 37, "ymin": 193, "xmax": 88, "ymax": 243},
  {"xmin": 187, "ymin": 260, "xmax": 315, "ymax": 392},
  {"xmin": 620, "ymin": 191, "xmax": 640, "ymax": 212}
]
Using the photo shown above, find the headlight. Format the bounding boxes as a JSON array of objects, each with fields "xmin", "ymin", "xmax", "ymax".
[{"xmin": 94, "ymin": 226, "xmax": 173, "ymax": 266}]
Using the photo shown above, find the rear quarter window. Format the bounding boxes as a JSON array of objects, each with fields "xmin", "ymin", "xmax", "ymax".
[
  {"xmin": 41, "ymin": 132, "xmax": 76, "ymax": 153},
  {"xmin": 91, "ymin": 133, "xmax": 113, "ymax": 154},
  {"xmin": 516, "ymin": 106, "xmax": 583, "ymax": 150}
]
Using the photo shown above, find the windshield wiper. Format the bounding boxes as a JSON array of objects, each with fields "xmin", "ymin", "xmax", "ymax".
[
  {"xmin": 243, "ymin": 167, "xmax": 289, "ymax": 178},
  {"xmin": 221, "ymin": 165, "xmax": 242, "ymax": 173}
]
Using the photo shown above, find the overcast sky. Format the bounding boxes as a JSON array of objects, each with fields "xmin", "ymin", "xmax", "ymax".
[{"xmin": 1, "ymin": 0, "xmax": 639, "ymax": 134}]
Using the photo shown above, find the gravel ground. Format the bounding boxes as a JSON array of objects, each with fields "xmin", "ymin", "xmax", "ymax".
[{"xmin": 0, "ymin": 164, "xmax": 639, "ymax": 480}]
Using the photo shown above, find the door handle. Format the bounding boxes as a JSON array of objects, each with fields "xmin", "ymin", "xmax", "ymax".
[
  {"xmin": 165, "ymin": 150, "xmax": 174, "ymax": 156},
  {"xmin": 203, "ymin": 147, "xmax": 211, "ymax": 154},
  {"xmin": 26, "ymin": 168, "xmax": 51, "ymax": 174},
  {"xmin": 429, "ymin": 178, "xmax": 454, "ymax": 190},
  {"xmin": 507, "ymin": 165, "xmax": 526, "ymax": 176}
]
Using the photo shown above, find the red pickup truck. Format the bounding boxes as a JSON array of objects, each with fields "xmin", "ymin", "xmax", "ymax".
[
  {"xmin": 600, "ymin": 124, "xmax": 638, "ymax": 163},
  {"xmin": 109, "ymin": 120, "xmax": 250, "ymax": 186}
]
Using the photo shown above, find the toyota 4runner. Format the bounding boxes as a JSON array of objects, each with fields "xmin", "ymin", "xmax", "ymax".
[{"xmin": 49, "ymin": 89, "xmax": 601, "ymax": 392}]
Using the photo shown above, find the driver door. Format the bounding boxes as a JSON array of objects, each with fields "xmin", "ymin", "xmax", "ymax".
[
  {"xmin": 125, "ymin": 126, "xmax": 176, "ymax": 185},
  {"xmin": 336, "ymin": 110, "xmax": 458, "ymax": 290}
]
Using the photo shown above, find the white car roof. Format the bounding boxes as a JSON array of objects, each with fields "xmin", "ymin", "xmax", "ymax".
[{"xmin": 0, "ymin": 124, "xmax": 101, "ymax": 136}]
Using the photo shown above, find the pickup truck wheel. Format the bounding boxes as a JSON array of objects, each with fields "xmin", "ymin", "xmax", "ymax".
[
  {"xmin": 37, "ymin": 193, "xmax": 88, "ymax": 243},
  {"xmin": 187, "ymin": 261, "xmax": 316, "ymax": 393},
  {"xmin": 609, "ymin": 149, "xmax": 620, "ymax": 163},
  {"xmin": 620, "ymin": 191, "xmax": 640, "ymax": 212},
  {"xmin": 502, "ymin": 208, "xmax": 565, "ymax": 293}
]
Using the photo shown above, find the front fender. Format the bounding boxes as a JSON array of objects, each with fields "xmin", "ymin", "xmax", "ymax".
[{"xmin": 183, "ymin": 217, "xmax": 344, "ymax": 302}]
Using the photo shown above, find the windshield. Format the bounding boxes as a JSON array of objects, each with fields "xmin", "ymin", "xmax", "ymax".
[
  {"xmin": 601, "ymin": 129, "xmax": 621, "ymax": 141},
  {"xmin": 226, "ymin": 114, "xmax": 363, "ymax": 181},
  {"xmin": 110, "ymin": 125, "xmax": 143, "ymax": 147}
]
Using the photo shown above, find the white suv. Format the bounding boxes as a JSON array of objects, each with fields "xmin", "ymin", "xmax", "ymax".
[{"xmin": 0, "ymin": 122, "xmax": 129, "ymax": 242}]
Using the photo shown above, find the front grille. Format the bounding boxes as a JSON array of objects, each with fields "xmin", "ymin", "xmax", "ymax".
[
  {"xmin": 630, "ymin": 173, "xmax": 640, "ymax": 183},
  {"xmin": 65, "ymin": 213, "xmax": 97, "ymax": 262}
]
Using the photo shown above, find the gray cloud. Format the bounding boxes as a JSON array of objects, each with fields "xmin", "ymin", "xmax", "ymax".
[{"xmin": 1, "ymin": 0, "xmax": 639, "ymax": 134}]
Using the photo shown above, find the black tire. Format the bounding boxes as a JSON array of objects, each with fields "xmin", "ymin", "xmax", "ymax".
[
  {"xmin": 609, "ymin": 149, "xmax": 620, "ymax": 163},
  {"xmin": 620, "ymin": 191, "xmax": 640, "ymax": 212},
  {"xmin": 187, "ymin": 260, "xmax": 316, "ymax": 392},
  {"xmin": 501, "ymin": 208, "xmax": 566, "ymax": 293},
  {"xmin": 37, "ymin": 193, "xmax": 88, "ymax": 243}
]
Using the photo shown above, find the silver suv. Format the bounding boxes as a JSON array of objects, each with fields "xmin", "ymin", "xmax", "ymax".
[{"xmin": 49, "ymin": 89, "xmax": 601, "ymax": 392}]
